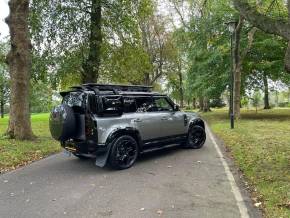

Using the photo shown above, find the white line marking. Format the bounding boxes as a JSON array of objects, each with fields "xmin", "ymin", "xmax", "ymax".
[{"xmin": 207, "ymin": 125, "xmax": 250, "ymax": 218}]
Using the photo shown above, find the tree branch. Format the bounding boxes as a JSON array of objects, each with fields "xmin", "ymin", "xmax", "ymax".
[{"xmin": 233, "ymin": 0, "xmax": 290, "ymax": 40}]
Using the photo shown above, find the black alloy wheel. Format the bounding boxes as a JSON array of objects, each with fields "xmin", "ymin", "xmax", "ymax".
[
  {"xmin": 186, "ymin": 125, "xmax": 206, "ymax": 149},
  {"xmin": 108, "ymin": 135, "xmax": 138, "ymax": 170}
]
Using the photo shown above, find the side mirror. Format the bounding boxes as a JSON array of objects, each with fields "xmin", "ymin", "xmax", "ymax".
[{"xmin": 173, "ymin": 104, "xmax": 180, "ymax": 111}]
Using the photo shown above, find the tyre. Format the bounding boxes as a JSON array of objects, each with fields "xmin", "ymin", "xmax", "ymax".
[
  {"xmin": 185, "ymin": 125, "xmax": 206, "ymax": 149},
  {"xmin": 108, "ymin": 135, "xmax": 139, "ymax": 170},
  {"xmin": 73, "ymin": 153, "xmax": 90, "ymax": 160}
]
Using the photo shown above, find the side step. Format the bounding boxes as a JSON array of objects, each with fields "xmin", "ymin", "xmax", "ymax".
[{"xmin": 140, "ymin": 143, "xmax": 180, "ymax": 154}]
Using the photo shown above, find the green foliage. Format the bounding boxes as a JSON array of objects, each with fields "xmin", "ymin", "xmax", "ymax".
[
  {"xmin": 244, "ymin": 31, "xmax": 289, "ymax": 91},
  {"xmin": 185, "ymin": 0, "xmax": 234, "ymax": 102},
  {"xmin": 30, "ymin": 81, "xmax": 54, "ymax": 113},
  {"xmin": 251, "ymin": 90, "xmax": 262, "ymax": 110},
  {"xmin": 0, "ymin": 40, "xmax": 10, "ymax": 112},
  {"xmin": 29, "ymin": 0, "xmax": 156, "ymax": 86}
]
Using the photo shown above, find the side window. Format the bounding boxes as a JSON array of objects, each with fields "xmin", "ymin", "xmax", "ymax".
[
  {"xmin": 153, "ymin": 97, "xmax": 174, "ymax": 111},
  {"xmin": 135, "ymin": 97, "xmax": 155, "ymax": 112},
  {"xmin": 100, "ymin": 96, "xmax": 123, "ymax": 116},
  {"xmin": 124, "ymin": 97, "xmax": 137, "ymax": 113}
]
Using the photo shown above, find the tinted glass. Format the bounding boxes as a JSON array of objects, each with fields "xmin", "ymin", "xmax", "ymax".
[
  {"xmin": 101, "ymin": 96, "xmax": 123, "ymax": 115},
  {"xmin": 124, "ymin": 97, "xmax": 137, "ymax": 113},
  {"xmin": 153, "ymin": 97, "xmax": 173, "ymax": 111},
  {"xmin": 62, "ymin": 92, "xmax": 85, "ymax": 107},
  {"xmin": 135, "ymin": 97, "xmax": 155, "ymax": 112}
]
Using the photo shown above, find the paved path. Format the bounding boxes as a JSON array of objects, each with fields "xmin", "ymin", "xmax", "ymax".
[{"xmin": 0, "ymin": 127, "xmax": 261, "ymax": 218}]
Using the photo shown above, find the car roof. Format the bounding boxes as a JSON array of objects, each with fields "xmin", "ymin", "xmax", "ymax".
[{"xmin": 60, "ymin": 84, "xmax": 166, "ymax": 97}]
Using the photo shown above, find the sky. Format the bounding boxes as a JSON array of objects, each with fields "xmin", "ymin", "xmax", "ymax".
[{"xmin": 0, "ymin": 0, "xmax": 9, "ymax": 40}]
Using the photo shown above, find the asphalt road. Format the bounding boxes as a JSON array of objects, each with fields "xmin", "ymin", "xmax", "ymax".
[{"xmin": 0, "ymin": 128, "xmax": 261, "ymax": 218}]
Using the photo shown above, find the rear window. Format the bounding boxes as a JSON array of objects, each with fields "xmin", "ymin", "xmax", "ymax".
[{"xmin": 62, "ymin": 92, "xmax": 86, "ymax": 107}]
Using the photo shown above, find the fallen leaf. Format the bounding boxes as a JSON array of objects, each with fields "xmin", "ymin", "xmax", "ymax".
[
  {"xmin": 277, "ymin": 201, "xmax": 290, "ymax": 209},
  {"xmin": 254, "ymin": 202, "xmax": 262, "ymax": 207},
  {"xmin": 157, "ymin": 209, "xmax": 163, "ymax": 216}
]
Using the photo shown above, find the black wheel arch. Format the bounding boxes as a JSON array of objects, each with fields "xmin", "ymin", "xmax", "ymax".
[
  {"xmin": 189, "ymin": 118, "xmax": 205, "ymax": 129},
  {"xmin": 95, "ymin": 127, "xmax": 142, "ymax": 168},
  {"xmin": 106, "ymin": 127, "xmax": 143, "ymax": 151}
]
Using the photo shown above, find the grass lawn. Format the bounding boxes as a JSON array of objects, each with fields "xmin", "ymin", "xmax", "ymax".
[
  {"xmin": 0, "ymin": 113, "xmax": 61, "ymax": 173},
  {"xmin": 202, "ymin": 108, "xmax": 290, "ymax": 218}
]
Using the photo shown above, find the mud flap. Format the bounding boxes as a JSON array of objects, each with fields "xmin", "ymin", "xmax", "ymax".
[{"xmin": 95, "ymin": 144, "xmax": 112, "ymax": 167}]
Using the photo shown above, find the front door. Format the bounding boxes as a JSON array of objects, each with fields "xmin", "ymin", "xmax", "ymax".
[
  {"xmin": 130, "ymin": 97, "xmax": 162, "ymax": 141},
  {"xmin": 153, "ymin": 97, "xmax": 186, "ymax": 138}
]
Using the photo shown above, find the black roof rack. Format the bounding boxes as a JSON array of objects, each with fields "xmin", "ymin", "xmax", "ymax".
[{"xmin": 82, "ymin": 84, "xmax": 153, "ymax": 93}]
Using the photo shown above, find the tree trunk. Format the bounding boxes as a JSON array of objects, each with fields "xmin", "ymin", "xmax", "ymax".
[
  {"xmin": 232, "ymin": 16, "xmax": 257, "ymax": 119},
  {"xmin": 198, "ymin": 97, "xmax": 204, "ymax": 111},
  {"xmin": 5, "ymin": 0, "xmax": 34, "ymax": 139},
  {"xmin": 263, "ymin": 72, "xmax": 270, "ymax": 109},
  {"xmin": 275, "ymin": 90, "xmax": 279, "ymax": 107},
  {"xmin": 192, "ymin": 97, "xmax": 196, "ymax": 109},
  {"xmin": 0, "ymin": 84, "xmax": 4, "ymax": 118},
  {"xmin": 202, "ymin": 97, "xmax": 210, "ymax": 112},
  {"xmin": 143, "ymin": 73, "xmax": 150, "ymax": 86},
  {"xmin": 0, "ymin": 99, "xmax": 4, "ymax": 118},
  {"xmin": 233, "ymin": 17, "xmax": 244, "ymax": 119},
  {"xmin": 178, "ymin": 69, "xmax": 184, "ymax": 108},
  {"xmin": 82, "ymin": 0, "xmax": 102, "ymax": 83}
]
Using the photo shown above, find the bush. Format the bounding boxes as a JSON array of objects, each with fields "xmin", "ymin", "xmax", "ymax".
[
  {"xmin": 278, "ymin": 102, "xmax": 289, "ymax": 107},
  {"xmin": 209, "ymin": 98, "xmax": 226, "ymax": 108}
]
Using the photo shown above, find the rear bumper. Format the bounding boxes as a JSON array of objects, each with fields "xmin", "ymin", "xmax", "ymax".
[{"xmin": 61, "ymin": 140, "xmax": 109, "ymax": 156}]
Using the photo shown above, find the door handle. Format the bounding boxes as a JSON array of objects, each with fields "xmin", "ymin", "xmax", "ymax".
[{"xmin": 133, "ymin": 118, "xmax": 142, "ymax": 123}]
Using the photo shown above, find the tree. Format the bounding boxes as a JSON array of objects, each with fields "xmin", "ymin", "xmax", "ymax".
[
  {"xmin": 251, "ymin": 90, "xmax": 262, "ymax": 113},
  {"xmin": 0, "ymin": 40, "xmax": 10, "ymax": 118},
  {"xmin": 243, "ymin": 31, "xmax": 287, "ymax": 109},
  {"xmin": 30, "ymin": 0, "xmax": 154, "ymax": 85},
  {"xmin": 232, "ymin": 17, "xmax": 257, "ymax": 118},
  {"xmin": 232, "ymin": 0, "xmax": 290, "ymax": 73},
  {"xmin": 5, "ymin": 0, "xmax": 34, "ymax": 139},
  {"xmin": 139, "ymin": 13, "xmax": 173, "ymax": 85},
  {"xmin": 185, "ymin": 0, "xmax": 231, "ymax": 112},
  {"xmin": 0, "ymin": 66, "xmax": 9, "ymax": 118},
  {"xmin": 82, "ymin": 0, "xmax": 102, "ymax": 83}
]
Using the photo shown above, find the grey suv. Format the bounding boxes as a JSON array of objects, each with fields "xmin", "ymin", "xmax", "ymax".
[{"xmin": 49, "ymin": 84, "xmax": 206, "ymax": 170}]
